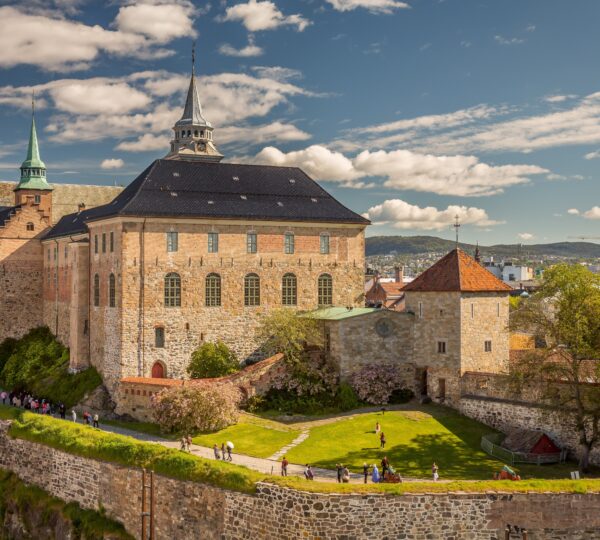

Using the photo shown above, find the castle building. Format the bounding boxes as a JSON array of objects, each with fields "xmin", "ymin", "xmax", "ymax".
[{"xmin": 31, "ymin": 68, "xmax": 368, "ymax": 395}]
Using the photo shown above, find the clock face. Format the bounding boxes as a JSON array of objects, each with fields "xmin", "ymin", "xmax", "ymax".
[
  {"xmin": 198, "ymin": 142, "xmax": 206, "ymax": 152},
  {"xmin": 375, "ymin": 317, "xmax": 393, "ymax": 338}
]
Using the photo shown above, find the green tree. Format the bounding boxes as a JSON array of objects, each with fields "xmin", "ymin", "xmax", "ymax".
[
  {"xmin": 510, "ymin": 264, "xmax": 600, "ymax": 472},
  {"xmin": 187, "ymin": 341, "xmax": 239, "ymax": 379}
]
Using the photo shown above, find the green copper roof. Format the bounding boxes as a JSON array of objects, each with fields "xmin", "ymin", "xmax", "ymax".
[
  {"xmin": 17, "ymin": 116, "xmax": 51, "ymax": 191},
  {"xmin": 307, "ymin": 307, "xmax": 382, "ymax": 321}
]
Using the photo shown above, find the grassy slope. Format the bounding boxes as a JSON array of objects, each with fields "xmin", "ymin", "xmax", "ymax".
[
  {"xmin": 1, "ymin": 405, "xmax": 599, "ymax": 494},
  {"xmin": 285, "ymin": 406, "xmax": 591, "ymax": 480}
]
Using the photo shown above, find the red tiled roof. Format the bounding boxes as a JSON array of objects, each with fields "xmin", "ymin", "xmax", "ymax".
[
  {"xmin": 380, "ymin": 282, "xmax": 404, "ymax": 296},
  {"xmin": 402, "ymin": 249, "xmax": 512, "ymax": 293}
]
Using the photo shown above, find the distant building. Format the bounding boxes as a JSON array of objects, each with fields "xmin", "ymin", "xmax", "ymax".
[{"xmin": 365, "ymin": 266, "xmax": 406, "ymax": 310}]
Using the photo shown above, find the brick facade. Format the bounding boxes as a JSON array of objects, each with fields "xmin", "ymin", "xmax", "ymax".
[{"xmin": 1, "ymin": 420, "xmax": 599, "ymax": 540}]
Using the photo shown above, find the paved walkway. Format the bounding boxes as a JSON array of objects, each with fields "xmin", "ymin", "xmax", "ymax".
[{"xmin": 268, "ymin": 430, "xmax": 309, "ymax": 461}]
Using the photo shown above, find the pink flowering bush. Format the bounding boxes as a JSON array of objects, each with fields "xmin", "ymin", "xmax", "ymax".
[
  {"xmin": 269, "ymin": 353, "xmax": 338, "ymax": 397},
  {"xmin": 152, "ymin": 383, "xmax": 241, "ymax": 433},
  {"xmin": 349, "ymin": 364, "xmax": 410, "ymax": 405}
]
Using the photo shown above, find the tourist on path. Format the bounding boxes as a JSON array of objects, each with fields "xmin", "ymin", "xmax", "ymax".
[
  {"xmin": 213, "ymin": 444, "xmax": 221, "ymax": 459},
  {"xmin": 380, "ymin": 432, "xmax": 386, "ymax": 449},
  {"xmin": 375, "ymin": 422, "xmax": 380, "ymax": 434},
  {"xmin": 0, "ymin": 391, "xmax": 6, "ymax": 405},
  {"xmin": 341, "ymin": 465, "xmax": 350, "ymax": 483},
  {"xmin": 186, "ymin": 435, "xmax": 193, "ymax": 452},
  {"xmin": 71, "ymin": 410, "xmax": 77, "ymax": 423},
  {"xmin": 93, "ymin": 414, "xmax": 99, "ymax": 428},
  {"xmin": 59, "ymin": 403, "xmax": 66, "ymax": 420},
  {"xmin": 336, "ymin": 464, "xmax": 343, "ymax": 483},
  {"xmin": 363, "ymin": 463, "xmax": 369, "ymax": 484},
  {"xmin": 226, "ymin": 444, "xmax": 232, "ymax": 461},
  {"xmin": 371, "ymin": 464, "xmax": 380, "ymax": 483},
  {"xmin": 221, "ymin": 442, "xmax": 227, "ymax": 460},
  {"xmin": 304, "ymin": 465, "xmax": 314, "ymax": 480},
  {"xmin": 381, "ymin": 456, "xmax": 389, "ymax": 479},
  {"xmin": 181, "ymin": 437, "xmax": 187, "ymax": 452},
  {"xmin": 432, "ymin": 462, "xmax": 439, "ymax": 482},
  {"xmin": 281, "ymin": 457, "xmax": 289, "ymax": 476}
]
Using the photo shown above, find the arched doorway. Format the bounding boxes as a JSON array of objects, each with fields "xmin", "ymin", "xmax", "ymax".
[{"xmin": 151, "ymin": 362, "xmax": 165, "ymax": 378}]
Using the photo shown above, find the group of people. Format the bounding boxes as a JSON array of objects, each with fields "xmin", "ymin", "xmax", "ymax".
[
  {"xmin": 180, "ymin": 435, "xmax": 193, "ymax": 452},
  {"xmin": 1, "ymin": 389, "xmax": 100, "ymax": 428},
  {"xmin": 212, "ymin": 442, "xmax": 233, "ymax": 461},
  {"xmin": 335, "ymin": 464, "xmax": 351, "ymax": 483}
]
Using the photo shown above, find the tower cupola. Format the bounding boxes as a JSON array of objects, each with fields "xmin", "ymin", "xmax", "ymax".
[
  {"xmin": 165, "ymin": 46, "xmax": 223, "ymax": 162},
  {"xmin": 16, "ymin": 106, "xmax": 51, "ymax": 191}
]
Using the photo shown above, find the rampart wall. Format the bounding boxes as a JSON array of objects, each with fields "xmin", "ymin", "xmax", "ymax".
[{"xmin": 1, "ymin": 419, "xmax": 600, "ymax": 539}]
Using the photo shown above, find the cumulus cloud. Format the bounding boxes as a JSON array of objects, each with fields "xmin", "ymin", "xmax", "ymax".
[
  {"xmin": 115, "ymin": 134, "xmax": 170, "ymax": 152},
  {"xmin": 585, "ymin": 149, "xmax": 600, "ymax": 160},
  {"xmin": 325, "ymin": 0, "xmax": 410, "ymax": 14},
  {"xmin": 544, "ymin": 94, "xmax": 577, "ymax": 103},
  {"xmin": 253, "ymin": 144, "xmax": 548, "ymax": 196},
  {"xmin": 0, "ymin": 4, "xmax": 194, "ymax": 71},
  {"xmin": 494, "ymin": 35, "xmax": 524, "ymax": 45},
  {"xmin": 517, "ymin": 233, "xmax": 534, "ymax": 240},
  {"xmin": 567, "ymin": 208, "xmax": 580, "ymax": 215},
  {"xmin": 583, "ymin": 207, "xmax": 600, "ymax": 220},
  {"xmin": 220, "ymin": 0, "xmax": 310, "ymax": 32},
  {"xmin": 362, "ymin": 199, "xmax": 501, "ymax": 231},
  {"xmin": 100, "ymin": 158, "xmax": 124, "ymax": 169},
  {"xmin": 219, "ymin": 40, "xmax": 264, "ymax": 57}
]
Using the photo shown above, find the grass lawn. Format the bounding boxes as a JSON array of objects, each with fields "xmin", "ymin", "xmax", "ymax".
[
  {"xmin": 285, "ymin": 405, "xmax": 591, "ymax": 480},
  {"xmin": 192, "ymin": 414, "xmax": 300, "ymax": 458}
]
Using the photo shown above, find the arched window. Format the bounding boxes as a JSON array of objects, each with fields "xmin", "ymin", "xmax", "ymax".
[
  {"xmin": 244, "ymin": 273, "xmax": 260, "ymax": 306},
  {"xmin": 151, "ymin": 361, "xmax": 165, "ymax": 378},
  {"xmin": 282, "ymin": 273, "xmax": 297, "ymax": 306},
  {"xmin": 26, "ymin": 222, "xmax": 34, "ymax": 231},
  {"xmin": 318, "ymin": 274, "xmax": 333, "ymax": 306},
  {"xmin": 205, "ymin": 273, "xmax": 221, "ymax": 307},
  {"xmin": 194, "ymin": 130, "xmax": 199, "ymax": 137},
  {"xmin": 155, "ymin": 327, "xmax": 165, "ymax": 348},
  {"xmin": 164, "ymin": 273, "xmax": 181, "ymax": 307},
  {"xmin": 93, "ymin": 274, "xmax": 100, "ymax": 307},
  {"xmin": 109, "ymin": 273, "xmax": 116, "ymax": 308}
]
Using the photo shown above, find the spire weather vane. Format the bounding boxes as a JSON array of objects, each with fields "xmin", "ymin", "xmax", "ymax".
[
  {"xmin": 192, "ymin": 40, "xmax": 196, "ymax": 75},
  {"xmin": 453, "ymin": 215, "xmax": 461, "ymax": 248}
]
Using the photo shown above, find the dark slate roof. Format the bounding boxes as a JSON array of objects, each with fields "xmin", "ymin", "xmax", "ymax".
[
  {"xmin": 0, "ymin": 205, "xmax": 19, "ymax": 227},
  {"xmin": 45, "ymin": 160, "xmax": 369, "ymax": 239}
]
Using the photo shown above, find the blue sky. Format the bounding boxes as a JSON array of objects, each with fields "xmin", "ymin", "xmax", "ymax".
[{"xmin": 1, "ymin": 0, "xmax": 600, "ymax": 244}]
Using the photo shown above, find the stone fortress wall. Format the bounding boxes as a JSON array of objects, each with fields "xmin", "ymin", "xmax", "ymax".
[{"xmin": 1, "ymin": 419, "xmax": 600, "ymax": 540}]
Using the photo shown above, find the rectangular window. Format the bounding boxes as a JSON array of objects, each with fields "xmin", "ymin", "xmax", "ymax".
[
  {"xmin": 102, "ymin": 233, "xmax": 106, "ymax": 253},
  {"xmin": 155, "ymin": 327, "xmax": 165, "ymax": 348},
  {"xmin": 94, "ymin": 235, "xmax": 98, "ymax": 254},
  {"xmin": 485, "ymin": 340, "xmax": 492, "ymax": 352},
  {"xmin": 110, "ymin": 232, "xmax": 114, "ymax": 253},
  {"xmin": 437, "ymin": 341, "xmax": 447, "ymax": 354},
  {"xmin": 284, "ymin": 232, "xmax": 295, "ymax": 254},
  {"xmin": 166, "ymin": 231, "xmax": 178, "ymax": 252},
  {"xmin": 471, "ymin": 303, "xmax": 475, "ymax": 318},
  {"xmin": 497, "ymin": 302, "xmax": 500, "ymax": 317},
  {"xmin": 419, "ymin": 302, "xmax": 423, "ymax": 318},
  {"xmin": 64, "ymin": 246, "xmax": 68, "ymax": 260},
  {"xmin": 34, "ymin": 195, "xmax": 41, "ymax": 204},
  {"xmin": 247, "ymin": 233, "xmax": 257, "ymax": 254},
  {"xmin": 320, "ymin": 234, "xmax": 330, "ymax": 254},
  {"xmin": 53, "ymin": 247, "xmax": 57, "ymax": 261},
  {"xmin": 208, "ymin": 232, "xmax": 219, "ymax": 253}
]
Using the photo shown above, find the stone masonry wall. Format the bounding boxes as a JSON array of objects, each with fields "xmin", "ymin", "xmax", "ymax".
[
  {"xmin": 2, "ymin": 420, "xmax": 600, "ymax": 539},
  {"xmin": 459, "ymin": 395, "xmax": 600, "ymax": 466}
]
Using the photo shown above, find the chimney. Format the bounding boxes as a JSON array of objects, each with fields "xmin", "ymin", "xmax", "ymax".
[{"xmin": 394, "ymin": 266, "xmax": 403, "ymax": 283}]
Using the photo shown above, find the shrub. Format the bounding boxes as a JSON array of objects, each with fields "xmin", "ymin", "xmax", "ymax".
[
  {"xmin": 335, "ymin": 382, "xmax": 360, "ymax": 410},
  {"xmin": 349, "ymin": 364, "xmax": 412, "ymax": 405},
  {"xmin": 187, "ymin": 341, "xmax": 240, "ymax": 379},
  {"xmin": 389, "ymin": 387, "xmax": 415, "ymax": 404},
  {"xmin": 152, "ymin": 383, "xmax": 241, "ymax": 433},
  {"xmin": 0, "ymin": 327, "xmax": 101, "ymax": 408}
]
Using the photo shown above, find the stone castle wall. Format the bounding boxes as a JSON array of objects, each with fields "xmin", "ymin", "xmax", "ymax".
[
  {"xmin": 1, "ymin": 419, "xmax": 600, "ymax": 539},
  {"xmin": 0, "ymin": 200, "xmax": 49, "ymax": 340}
]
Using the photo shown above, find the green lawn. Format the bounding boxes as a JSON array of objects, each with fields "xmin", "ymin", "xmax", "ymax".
[
  {"xmin": 284, "ymin": 405, "xmax": 590, "ymax": 480},
  {"xmin": 192, "ymin": 415, "xmax": 300, "ymax": 458}
]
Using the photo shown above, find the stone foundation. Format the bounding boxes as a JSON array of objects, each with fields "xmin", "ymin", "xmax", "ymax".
[{"xmin": 1, "ymin": 419, "xmax": 600, "ymax": 539}]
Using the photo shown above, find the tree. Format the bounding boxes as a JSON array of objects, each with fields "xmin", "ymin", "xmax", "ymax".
[
  {"xmin": 152, "ymin": 383, "xmax": 241, "ymax": 433},
  {"xmin": 510, "ymin": 264, "xmax": 600, "ymax": 472},
  {"xmin": 187, "ymin": 341, "xmax": 239, "ymax": 379}
]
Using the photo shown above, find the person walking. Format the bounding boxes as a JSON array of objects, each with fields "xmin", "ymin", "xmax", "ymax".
[
  {"xmin": 1, "ymin": 391, "xmax": 7, "ymax": 405},
  {"xmin": 180, "ymin": 437, "xmax": 187, "ymax": 451},
  {"xmin": 341, "ymin": 465, "xmax": 350, "ymax": 483},
  {"xmin": 186, "ymin": 435, "xmax": 193, "ymax": 452},
  {"xmin": 59, "ymin": 403, "xmax": 66, "ymax": 420},
  {"xmin": 363, "ymin": 463, "xmax": 369, "ymax": 484},
  {"xmin": 221, "ymin": 443, "xmax": 227, "ymax": 460},
  {"xmin": 380, "ymin": 432, "xmax": 386, "ymax": 449},
  {"xmin": 226, "ymin": 444, "xmax": 232, "ymax": 461},
  {"xmin": 375, "ymin": 422, "xmax": 380, "ymax": 435},
  {"xmin": 381, "ymin": 456, "xmax": 389, "ymax": 480},
  {"xmin": 432, "ymin": 462, "xmax": 439, "ymax": 482},
  {"xmin": 304, "ymin": 465, "xmax": 314, "ymax": 480},
  {"xmin": 213, "ymin": 444, "xmax": 221, "ymax": 459},
  {"xmin": 371, "ymin": 464, "xmax": 380, "ymax": 484},
  {"xmin": 71, "ymin": 410, "xmax": 77, "ymax": 423},
  {"xmin": 336, "ymin": 463, "xmax": 343, "ymax": 483},
  {"xmin": 93, "ymin": 413, "xmax": 99, "ymax": 428},
  {"xmin": 281, "ymin": 456, "xmax": 289, "ymax": 476}
]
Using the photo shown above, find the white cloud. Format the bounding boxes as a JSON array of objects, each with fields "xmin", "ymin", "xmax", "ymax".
[
  {"xmin": 0, "ymin": 5, "xmax": 185, "ymax": 71},
  {"xmin": 100, "ymin": 158, "xmax": 124, "ymax": 169},
  {"xmin": 114, "ymin": 2, "xmax": 196, "ymax": 43},
  {"xmin": 219, "ymin": 41, "xmax": 264, "ymax": 57},
  {"xmin": 494, "ymin": 35, "xmax": 524, "ymax": 45},
  {"xmin": 583, "ymin": 207, "xmax": 600, "ymax": 220},
  {"xmin": 220, "ymin": 0, "xmax": 310, "ymax": 32},
  {"xmin": 326, "ymin": 0, "xmax": 410, "ymax": 14},
  {"xmin": 363, "ymin": 199, "xmax": 501, "ymax": 231},
  {"xmin": 250, "ymin": 66, "xmax": 302, "ymax": 82},
  {"xmin": 567, "ymin": 208, "xmax": 580, "ymax": 215},
  {"xmin": 252, "ymin": 144, "xmax": 547, "ymax": 196},
  {"xmin": 517, "ymin": 232, "xmax": 534, "ymax": 240},
  {"xmin": 544, "ymin": 94, "xmax": 577, "ymax": 103},
  {"xmin": 220, "ymin": 122, "xmax": 311, "ymax": 146},
  {"xmin": 585, "ymin": 149, "xmax": 600, "ymax": 160},
  {"xmin": 526, "ymin": 24, "xmax": 536, "ymax": 32},
  {"xmin": 115, "ymin": 134, "xmax": 170, "ymax": 152}
]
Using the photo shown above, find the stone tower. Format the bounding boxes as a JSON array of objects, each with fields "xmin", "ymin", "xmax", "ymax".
[
  {"xmin": 165, "ymin": 54, "xmax": 223, "ymax": 162},
  {"xmin": 402, "ymin": 248, "xmax": 511, "ymax": 404},
  {"xmin": 14, "ymin": 106, "xmax": 53, "ymax": 221}
]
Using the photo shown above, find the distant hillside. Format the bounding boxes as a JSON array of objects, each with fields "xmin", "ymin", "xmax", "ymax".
[{"xmin": 365, "ymin": 235, "xmax": 600, "ymax": 259}]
